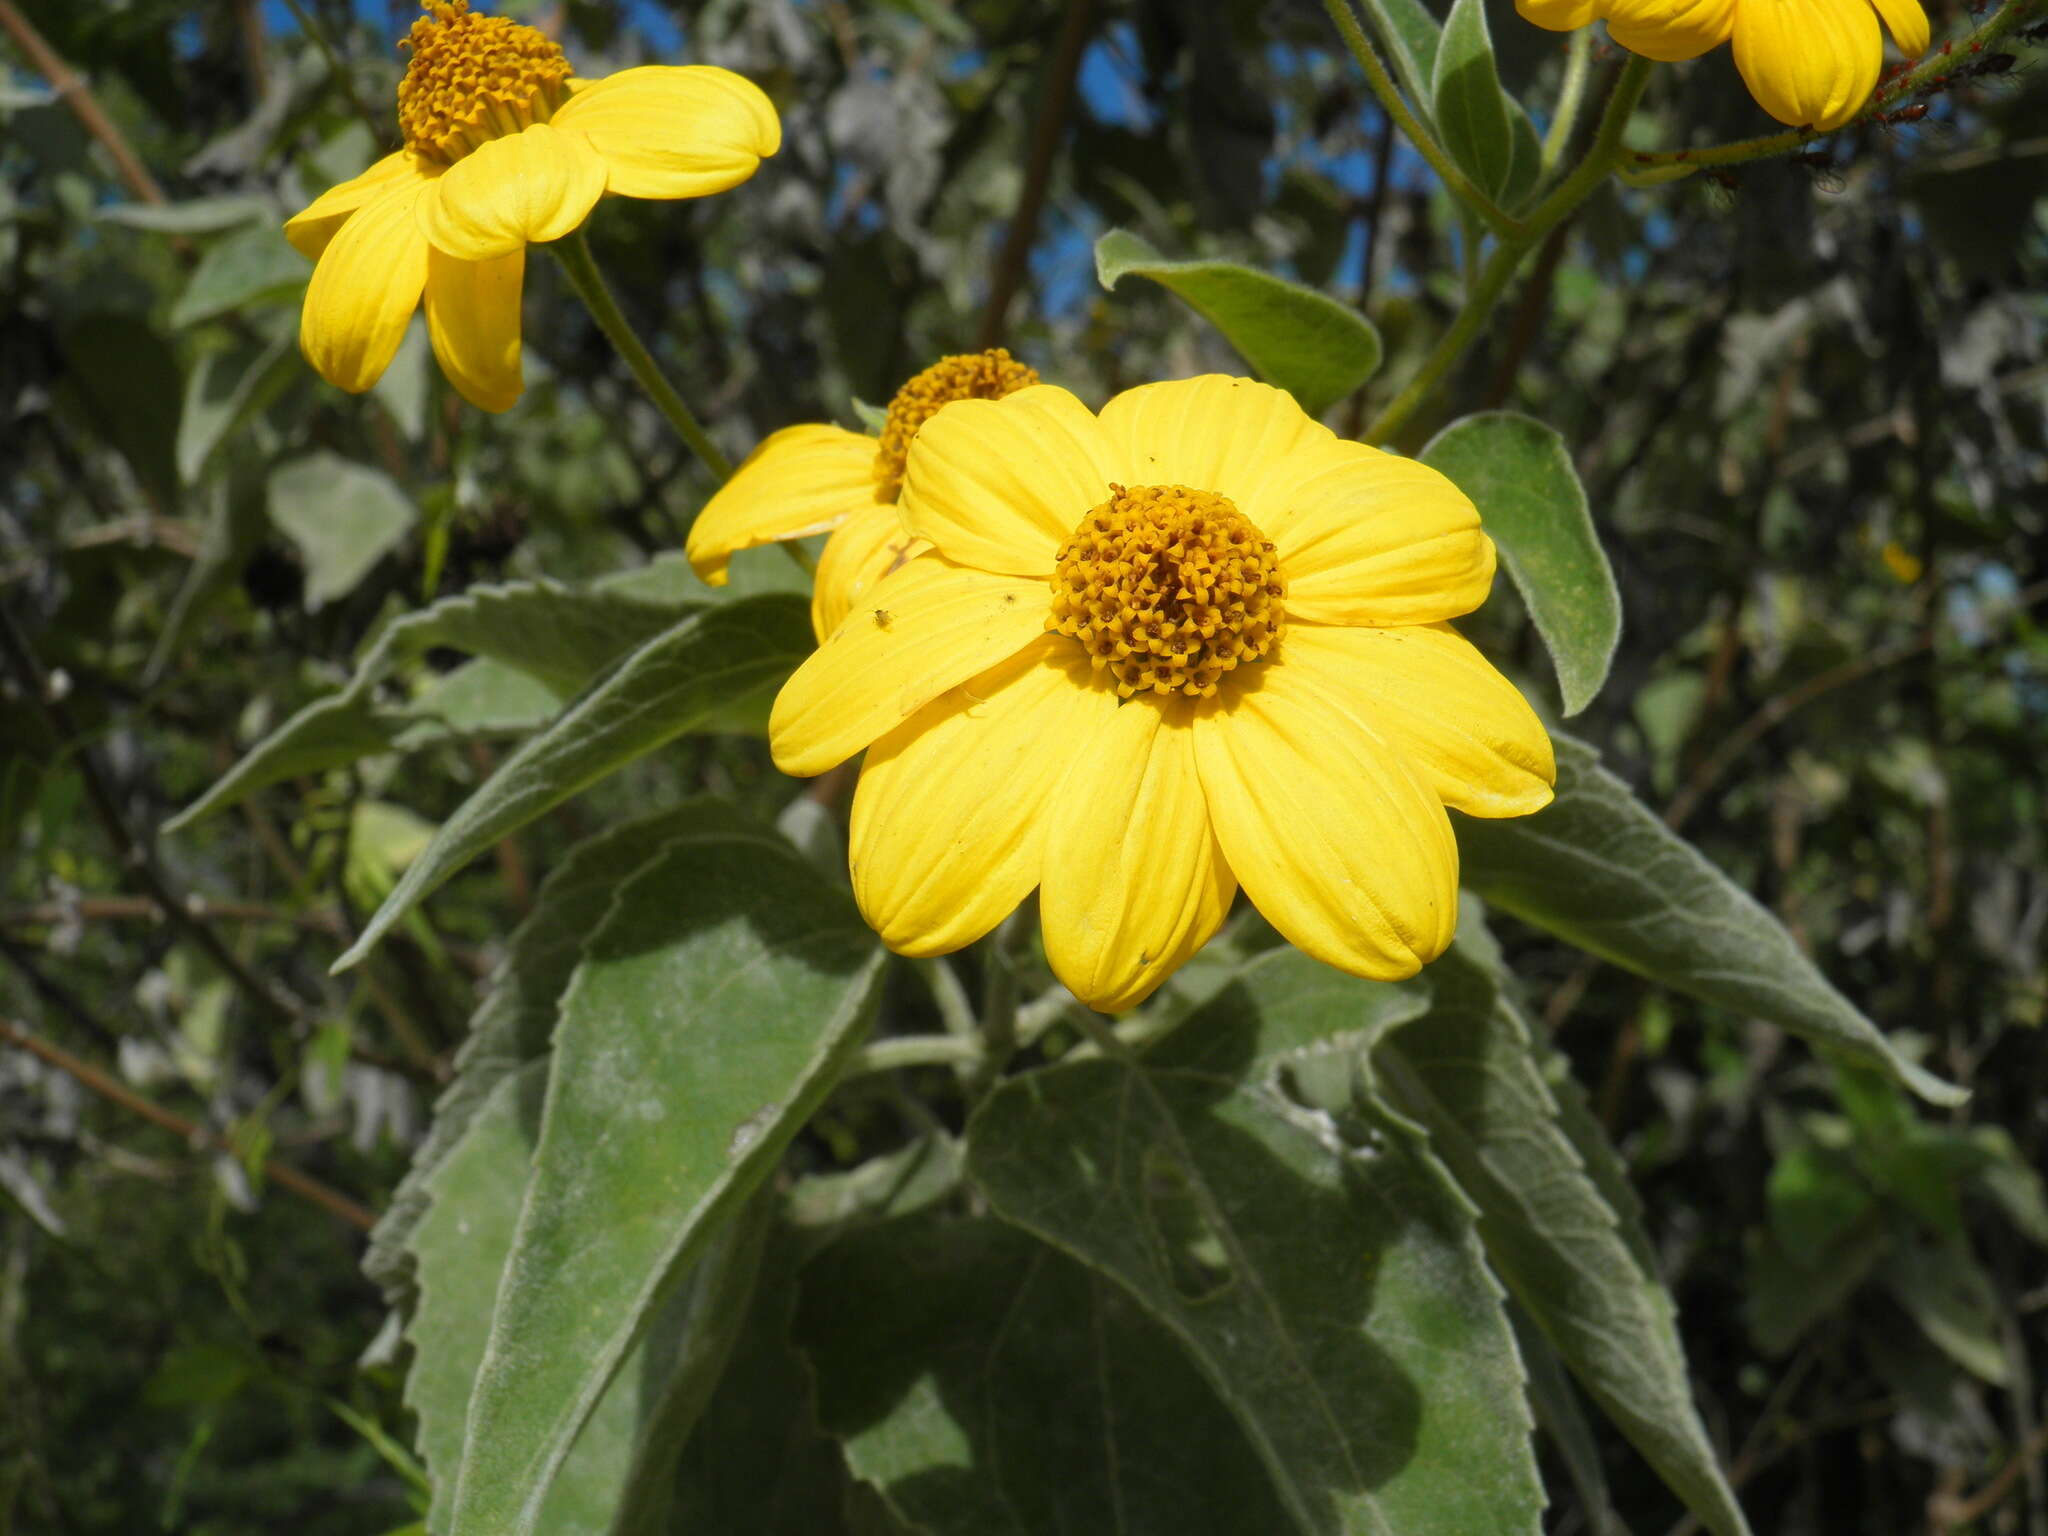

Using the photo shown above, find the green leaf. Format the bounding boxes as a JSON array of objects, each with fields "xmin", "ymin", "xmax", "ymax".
[
  {"xmin": 268, "ymin": 451, "xmax": 416, "ymax": 609},
  {"xmin": 170, "ymin": 223, "xmax": 307, "ymax": 327},
  {"xmin": 166, "ymin": 577, "xmax": 716, "ymax": 831},
  {"xmin": 178, "ymin": 332, "xmax": 298, "ymax": 484},
  {"xmin": 1094, "ymin": 230, "xmax": 1383, "ymax": 416},
  {"xmin": 1456, "ymin": 734, "xmax": 1966, "ymax": 1107},
  {"xmin": 967, "ymin": 1050, "xmax": 1544, "ymax": 1535},
  {"xmin": 97, "ymin": 195, "xmax": 272, "ymax": 233},
  {"xmin": 1145, "ymin": 944, "xmax": 1431, "ymax": 1079},
  {"xmin": 1373, "ymin": 931, "xmax": 1752, "ymax": 1536},
  {"xmin": 1881, "ymin": 1238, "xmax": 2010, "ymax": 1385},
  {"xmin": 334, "ymin": 595, "xmax": 813, "ymax": 970},
  {"xmin": 56, "ymin": 312, "xmax": 183, "ymax": 511},
  {"xmin": 1509, "ymin": 1308, "xmax": 1622, "ymax": 1536},
  {"xmin": 404, "ymin": 1060, "xmax": 774, "ymax": 1536},
  {"xmin": 394, "ymin": 659, "xmax": 564, "ymax": 745},
  {"xmin": 404, "ymin": 1069, "xmax": 542, "ymax": 1528},
  {"xmin": 366, "ymin": 802, "xmax": 748, "ymax": 1300},
  {"xmin": 1421, "ymin": 412, "xmax": 1619, "ymax": 715},
  {"xmin": 1431, "ymin": 0, "xmax": 1520, "ymax": 205},
  {"xmin": 795, "ymin": 1215, "xmax": 1293, "ymax": 1534},
  {"xmin": 1354, "ymin": 0, "xmax": 1442, "ymax": 116},
  {"xmin": 444, "ymin": 815, "xmax": 885, "ymax": 1536}
]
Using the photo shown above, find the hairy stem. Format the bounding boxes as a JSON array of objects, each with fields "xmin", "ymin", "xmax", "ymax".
[
  {"xmin": 1364, "ymin": 55, "xmax": 1654, "ymax": 445},
  {"xmin": 1628, "ymin": 0, "xmax": 2043, "ymax": 170},
  {"xmin": 1322, "ymin": 0, "xmax": 1525, "ymax": 237},
  {"xmin": 554, "ymin": 230, "xmax": 733, "ymax": 482}
]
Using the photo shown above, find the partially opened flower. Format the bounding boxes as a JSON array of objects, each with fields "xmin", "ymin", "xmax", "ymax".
[
  {"xmin": 1518, "ymin": 0, "xmax": 1928, "ymax": 130},
  {"xmin": 769, "ymin": 376, "xmax": 1556, "ymax": 1013},
  {"xmin": 286, "ymin": 1, "xmax": 779, "ymax": 412},
  {"xmin": 686, "ymin": 350, "xmax": 1041, "ymax": 639}
]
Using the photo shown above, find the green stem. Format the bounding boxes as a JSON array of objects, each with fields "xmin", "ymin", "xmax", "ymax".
[
  {"xmin": 1542, "ymin": 29, "xmax": 1593, "ymax": 174},
  {"xmin": 1364, "ymin": 55, "xmax": 1654, "ymax": 445},
  {"xmin": 1628, "ymin": 0, "xmax": 2040, "ymax": 170},
  {"xmin": 1321, "ymin": 0, "xmax": 1525, "ymax": 238},
  {"xmin": 846, "ymin": 1034, "xmax": 985, "ymax": 1077},
  {"xmin": 914, "ymin": 957, "xmax": 978, "ymax": 1040},
  {"xmin": 553, "ymin": 229, "xmax": 732, "ymax": 482}
]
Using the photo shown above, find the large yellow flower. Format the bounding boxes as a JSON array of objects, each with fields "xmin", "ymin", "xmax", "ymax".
[
  {"xmin": 286, "ymin": 1, "xmax": 779, "ymax": 412},
  {"xmin": 1519, "ymin": 0, "xmax": 1928, "ymax": 130},
  {"xmin": 768, "ymin": 376, "xmax": 1556, "ymax": 1013},
  {"xmin": 686, "ymin": 350, "xmax": 1041, "ymax": 639}
]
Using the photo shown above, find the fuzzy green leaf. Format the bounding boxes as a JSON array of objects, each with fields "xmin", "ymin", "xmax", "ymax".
[
  {"xmin": 797, "ymin": 1215, "xmax": 1293, "ymax": 1534},
  {"xmin": 1456, "ymin": 735, "xmax": 1966, "ymax": 1106},
  {"xmin": 444, "ymin": 814, "xmax": 885, "ymax": 1536},
  {"xmin": 1374, "ymin": 930, "xmax": 1752, "ymax": 1536},
  {"xmin": 1422, "ymin": 412, "xmax": 1619, "ymax": 715},
  {"xmin": 333, "ymin": 596, "xmax": 811, "ymax": 969},
  {"xmin": 1095, "ymin": 230, "xmax": 1383, "ymax": 415},
  {"xmin": 967, "ymin": 1039, "xmax": 1543, "ymax": 1536}
]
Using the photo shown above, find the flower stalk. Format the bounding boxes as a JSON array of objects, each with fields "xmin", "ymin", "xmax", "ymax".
[
  {"xmin": 1625, "ymin": 0, "xmax": 2042, "ymax": 171},
  {"xmin": 553, "ymin": 228, "xmax": 733, "ymax": 482},
  {"xmin": 1364, "ymin": 56, "xmax": 1655, "ymax": 446}
]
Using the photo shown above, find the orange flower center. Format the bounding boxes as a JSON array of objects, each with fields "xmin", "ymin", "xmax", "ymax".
[
  {"xmin": 873, "ymin": 349, "xmax": 1040, "ymax": 504},
  {"xmin": 396, "ymin": 1, "xmax": 574, "ymax": 164},
  {"xmin": 1049, "ymin": 484, "xmax": 1285, "ymax": 699}
]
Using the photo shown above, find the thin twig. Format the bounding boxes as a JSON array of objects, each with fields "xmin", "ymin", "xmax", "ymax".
[
  {"xmin": 0, "ymin": 605, "xmax": 314, "ymax": 1029},
  {"xmin": 1929, "ymin": 1420, "xmax": 2048, "ymax": 1533},
  {"xmin": 0, "ymin": 0, "xmax": 168, "ymax": 205},
  {"xmin": 1663, "ymin": 578, "xmax": 2048, "ymax": 834},
  {"xmin": 977, "ymin": 0, "xmax": 1096, "ymax": 346},
  {"xmin": 0, "ymin": 1016, "xmax": 375, "ymax": 1233}
]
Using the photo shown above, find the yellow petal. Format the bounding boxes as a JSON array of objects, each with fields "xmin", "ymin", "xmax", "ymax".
[
  {"xmin": 1257, "ymin": 437, "xmax": 1496, "ymax": 625},
  {"xmin": 770, "ymin": 554, "xmax": 1050, "ymax": 777},
  {"xmin": 1605, "ymin": 0, "xmax": 1737, "ymax": 59},
  {"xmin": 1732, "ymin": 0, "xmax": 1881, "ymax": 128},
  {"xmin": 812, "ymin": 501, "xmax": 927, "ymax": 643},
  {"xmin": 415, "ymin": 122, "xmax": 608, "ymax": 262},
  {"xmin": 1517, "ymin": 0, "xmax": 1604, "ymax": 30},
  {"xmin": 850, "ymin": 637, "xmax": 1115, "ymax": 956},
  {"xmin": 285, "ymin": 151, "xmax": 432, "ymax": 260},
  {"xmin": 423, "ymin": 245, "xmax": 524, "ymax": 413},
  {"xmin": 299, "ymin": 179, "xmax": 429, "ymax": 395},
  {"xmin": 1869, "ymin": 0, "xmax": 1929, "ymax": 56},
  {"xmin": 1277, "ymin": 623, "xmax": 1555, "ymax": 817},
  {"xmin": 552, "ymin": 65, "xmax": 781, "ymax": 200},
  {"xmin": 686, "ymin": 424, "xmax": 879, "ymax": 587},
  {"xmin": 1040, "ymin": 694, "xmax": 1234, "ymax": 1013},
  {"xmin": 1192, "ymin": 668, "xmax": 1459, "ymax": 980},
  {"xmin": 897, "ymin": 384, "xmax": 1119, "ymax": 577},
  {"xmin": 1096, "ymin": 375, "xmax": 1330, "ymax": 500}
]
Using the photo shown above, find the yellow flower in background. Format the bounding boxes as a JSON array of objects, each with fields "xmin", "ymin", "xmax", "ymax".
[
  {"xmin": 769, "ymin": 376, "xmax": 1556, "ymax": 1013},
  {"xmin": 1519, "ymin": 0, "xmax": 1928, "ymax": 130},
  {"xmin": 686, "ymin": 350, "xmax": 1041, "ymax": 639},
  {"xmin": 286, "ymin": 1, "xmax": 779, "ymax": 412}
]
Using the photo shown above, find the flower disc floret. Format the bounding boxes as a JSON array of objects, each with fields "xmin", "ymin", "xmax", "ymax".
[
  {"xmin": 397, "ymin": 1, "xmax": 574, "ymax": 163},
  {"xmin": 1050, "ymin": 483, "xmax": 1284, "ymax": 699},
  {"xmin": 873, "ymin": 349, "xmax": 1039, "ymax": 503}
]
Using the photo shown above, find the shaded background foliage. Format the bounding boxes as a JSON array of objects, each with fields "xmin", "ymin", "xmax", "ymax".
[{"xmin": 2, "ymin": 0, "xmax": 2045, "ymax": 1531}]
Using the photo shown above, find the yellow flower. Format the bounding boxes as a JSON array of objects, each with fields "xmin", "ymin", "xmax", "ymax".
[
  {"xmin": 1519, "ymin": 0, "xmax": 1928, "ymax": 130},
  {"xmin": 286, "ymin": 1, "xmax": 779, "ymax": 412},
  {"xmin": 768, "ymin": 376, "xmax": 1556, "ymax": 1013},
  {"xmin": 685, "ymin": 350, "xmax": 1041, "ymax": 639}
]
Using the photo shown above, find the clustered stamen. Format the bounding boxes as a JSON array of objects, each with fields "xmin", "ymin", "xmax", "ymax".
[
  {"xmin": 872, "ymin": 349, "xmax": 1040, "ymax": 504},
  {"xmin": 1049, "ymin": 484, "xmax": 1285, "ymax": 699},
  {"xmin": 396, "ymin": 1, "xmax": 574, "ymax": 164}
]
